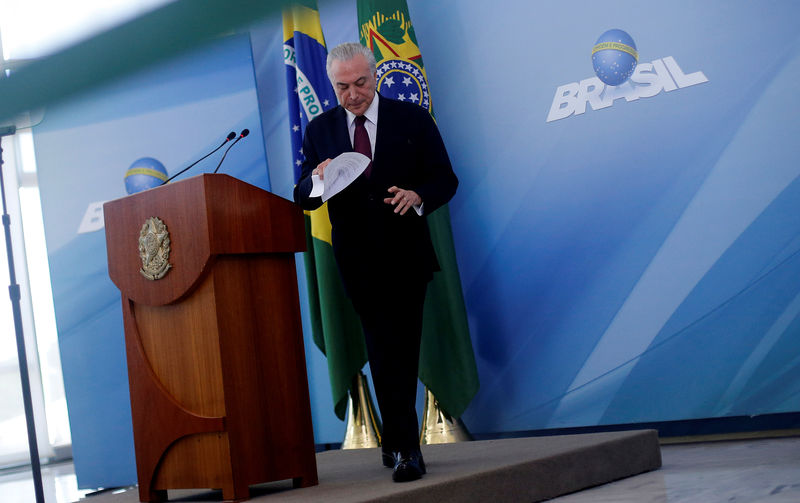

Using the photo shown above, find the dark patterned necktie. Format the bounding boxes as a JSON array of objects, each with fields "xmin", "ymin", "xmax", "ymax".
[{"xmin": 353, "ymin": 115, "xmax": 372, "ymax": 178}]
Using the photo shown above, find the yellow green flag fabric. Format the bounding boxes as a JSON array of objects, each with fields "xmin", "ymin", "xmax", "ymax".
[
  {"xmin": 283, "ymin": 1, "xmax": 367, "ymax": 420},
  {"xmin": 358, "ymin": 0, "xmax": 480, "ymax": 418}
]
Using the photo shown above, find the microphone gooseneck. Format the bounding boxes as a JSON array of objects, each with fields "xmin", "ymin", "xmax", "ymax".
[
  {"xmin": 162, "ymin": 131, "xmax": 236, "ymax": 184},
  {"xmin": 213, "ymin": 129, "xmax": 250, "ymax": 174}
]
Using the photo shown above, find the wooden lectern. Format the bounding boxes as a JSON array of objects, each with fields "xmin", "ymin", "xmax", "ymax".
[{"xmin": 104, "ymin": 174, "xmax": 318, "ymax": 502}]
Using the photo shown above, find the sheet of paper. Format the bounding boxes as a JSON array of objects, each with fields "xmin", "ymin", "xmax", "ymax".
[
  {"xmin": 321, "ymin": 152, "xmax": 370, "ymax": 202},
  {"xmin": 309, "ymin": 174, "xmax": 323, "ymax": 197}
]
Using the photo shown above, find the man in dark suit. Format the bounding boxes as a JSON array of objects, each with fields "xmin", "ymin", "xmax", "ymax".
[{"xmin": 293, "ymin": 42, "xmax": 458, "ymax": 482}]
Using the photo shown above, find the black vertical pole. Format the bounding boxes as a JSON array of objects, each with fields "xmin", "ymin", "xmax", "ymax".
[{"xmin": 0, "ymin": 130, "xmax": 46, "ymax": 503}]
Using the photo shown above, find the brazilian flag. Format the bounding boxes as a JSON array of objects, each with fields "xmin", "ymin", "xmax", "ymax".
[
  {"xmin": 358, "ymin": 0, "xmax": 480, "ymax": 419},
  {"xmin": 283, "ymin": 1, "xmax": 367, "ymax": 420}
]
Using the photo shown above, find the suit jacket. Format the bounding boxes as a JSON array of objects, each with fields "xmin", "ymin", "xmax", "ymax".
[{"xmin": 294, "ymin": 94, "xmax": 458, "ymax": 299}]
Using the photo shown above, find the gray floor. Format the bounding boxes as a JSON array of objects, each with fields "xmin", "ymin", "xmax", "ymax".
[
  {"xmin": 550, "ymin": 436, "xmax": 800, "ymax": 503},
  {"xmin": 1, "ymin": 436, "xmax": 799, "ymax": 503}
]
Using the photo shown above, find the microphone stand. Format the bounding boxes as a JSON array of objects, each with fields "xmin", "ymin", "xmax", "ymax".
[
  {"xmin": 213, "ymin": 129, "xmax": 248, "ymax": 174},
  {"xmin": 0, "ymin": 125, "xmax": 45, "ymax": 503},
  {"xmin": 162, "ymin": 132, "xmax": 235, "ymax": 184}
]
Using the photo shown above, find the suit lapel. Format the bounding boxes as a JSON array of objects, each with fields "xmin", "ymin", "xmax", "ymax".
[
  {"xmin": 331, "ymin": 106, "xmax": 351, "ymax": 155},
  {"xmin": 330, "ymin": 105, "xmax": 369, "ymax": 189},
  {"xmin": 373, "ymin": 94, "xmax": 389, "ymax": 163}
]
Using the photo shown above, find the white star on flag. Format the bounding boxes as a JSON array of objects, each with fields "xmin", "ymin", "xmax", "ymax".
[
  {"xmin": 397, "ymin": 93, "xmax": 406, "ymax": 101},
  {"xmin": 410, "ymin": 93, "xmax": 419, "ymax": 101},
  {"xmin": 402, "ymin": 76, "xmax": 412, "ymax": 86},
  {"xmin": 295, "ymin": 159, "xmax": 302, "ymax": 166},
  {"xmin": 292, "ymin": 125, "xmax": 300, "ymax": 132},
  {"xmin": 323, "ymin": 99, "xmax": 329, "ymax": 106},
  {"xmin": 384, "ymin": 76, "xmax": 395, "ymax": 88}
]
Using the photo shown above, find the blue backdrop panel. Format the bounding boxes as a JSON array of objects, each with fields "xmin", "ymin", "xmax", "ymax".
[
  {"xmin": 399, "ymin": 0, "xmax": 800, "ymax": 432},
  {"xmin": 252, "ymin": 0, "xmax": 800, "ymax": 437},
  {"xmin": 33, "ymin": 34, "xmax": 269, "ymax": 488}
]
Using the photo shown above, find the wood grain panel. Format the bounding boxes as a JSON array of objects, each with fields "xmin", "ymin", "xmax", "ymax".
[
  {"xmin": 122, "ymin": 298, "xmax": 225, "ymax": 503},
  {"xmin": 134, "ymin": 273, "xmax": 225, "ymax": 417},
  {"xmin": 104, "ymin": 174, "xmax": 305, "ymax": 306},
  {"xmin": 152, "ymin": 432, "xmax": 233, "ymax": 491},
  {"xmin": 213, "ymin": 255, "xmax": 317, "ymax": 487}
]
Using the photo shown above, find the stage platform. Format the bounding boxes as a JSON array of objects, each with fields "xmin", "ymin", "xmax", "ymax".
[{"xmin": 81, "ymin": 430, "xmax": 661, "ymax": 502}]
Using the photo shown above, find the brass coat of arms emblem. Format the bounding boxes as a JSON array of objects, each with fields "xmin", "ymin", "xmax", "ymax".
[{"xmin": 138, "ymin": 217, "xmax": 172, "ymax": 280}]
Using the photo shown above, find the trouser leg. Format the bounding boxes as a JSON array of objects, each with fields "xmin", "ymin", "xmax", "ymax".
[{"xmin": 353, "ymin": 282, "xmax": 427, "ymax": 452}]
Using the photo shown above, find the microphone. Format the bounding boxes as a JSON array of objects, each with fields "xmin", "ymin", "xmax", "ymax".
[
  {"xmin": 162, "ymin": 131, "xmax": 236, "ymax": 184},
  {"xmin": 213, "ymin": 129, "xmax": 249, "ymax": 174}
]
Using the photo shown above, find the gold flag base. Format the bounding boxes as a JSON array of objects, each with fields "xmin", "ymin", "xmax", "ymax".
[
  {"xmin": 342, "ymin": 371, "xmax": 382, "ymax": 449},
  {"xmin": 420, "ymin": 387, "xmax": 473, "ymax": 444}
]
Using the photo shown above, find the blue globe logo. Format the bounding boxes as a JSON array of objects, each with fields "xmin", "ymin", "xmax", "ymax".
[
  {"xmin": 124, "ymin": 157, "xmax": 168, "ymax": 194},
  {"xmin": 592, "ymin": 29, "xmax": 638, "ymax": 86}
]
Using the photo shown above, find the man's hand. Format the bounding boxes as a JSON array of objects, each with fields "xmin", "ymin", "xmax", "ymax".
[
  {"xmin": 312, "ymin": 158, "xmax": 332, "ymax": 179},
  {"xmin": 384, "ymin": 186, "xmax": 421, "ymax": 215}
]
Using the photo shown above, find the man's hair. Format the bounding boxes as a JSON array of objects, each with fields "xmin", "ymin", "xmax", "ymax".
[{"xmin": 326, "ymin": 42, "xmax": 377, "ymax": 85}]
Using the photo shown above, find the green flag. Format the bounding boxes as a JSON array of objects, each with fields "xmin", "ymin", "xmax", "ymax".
[
  {"xmin": 358, "ymin": 0, "xmax": 480, "ymax": 418},
  {"xmin": 284, "ymin": 1, "xmax": 367, "ymax": 420}
]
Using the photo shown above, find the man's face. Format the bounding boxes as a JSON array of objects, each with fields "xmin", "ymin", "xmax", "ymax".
[{"xmin": 331, "ymin": 54, "xmax": 377, "ymax": 116}]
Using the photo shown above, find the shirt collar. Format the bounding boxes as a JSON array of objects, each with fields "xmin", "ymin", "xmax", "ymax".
[{"xmin": 346, "ymin": 92, "xmax": 379, "ymax": 127}]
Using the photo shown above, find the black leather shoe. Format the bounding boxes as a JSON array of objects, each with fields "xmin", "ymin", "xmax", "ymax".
[{"xmin": 391, "ymin": 450, "xmax": 426, "ymax": 482}]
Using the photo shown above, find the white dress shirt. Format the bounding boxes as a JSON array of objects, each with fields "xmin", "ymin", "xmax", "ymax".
[
  {"xmin": 345, "ymin": 92, "xmax": 379, "ymax": 155},
  {"xmin": 345, "ymin": 94, "xmax": 423, "ymax": 215}
]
